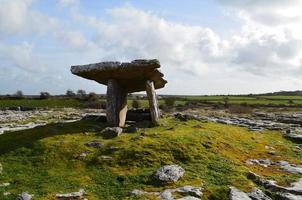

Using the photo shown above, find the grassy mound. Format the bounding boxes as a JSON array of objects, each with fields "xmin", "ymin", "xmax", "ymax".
[{"xmin": 0, "ymin": 116, "xmax": 301, "ymax": 199}]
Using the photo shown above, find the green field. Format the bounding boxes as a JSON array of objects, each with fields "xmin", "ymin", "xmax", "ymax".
[
  {"xmin": 1, "ymin": 95, "xmax": 302, "ymax": 109},
  {"xmin": 0, "ymin": 116, "xmax": 300, "ymax": 199}
]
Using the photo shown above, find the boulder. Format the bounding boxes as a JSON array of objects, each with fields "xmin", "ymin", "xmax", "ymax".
[
  {"xmin": 155, "ymin": 165, "xmax": 185, "ymax": 183},
  {"xmin": 229, "ymin": 187, "xmax": 252, "ymax": 200},
  {"xmin": 101, "ymin": 127, "xmax": 123, "ymax": 137}
]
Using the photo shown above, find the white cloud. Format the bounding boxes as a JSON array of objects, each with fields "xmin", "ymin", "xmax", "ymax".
[
  {"xmin": 57, "ymin": 0, "xmax": 79, "ymax": 8},
  {"xmin": 0, "ymin": 0, "xmax": 59, "ymax": 35},
  {"xmin": 55, "ymin": 31, "xmax": 96, "ymax": 50},
  {"xmin": 72, "ymin": 6, "xmax": 230, "ymax": 75}
]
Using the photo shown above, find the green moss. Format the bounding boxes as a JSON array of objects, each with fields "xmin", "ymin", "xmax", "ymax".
[{"xmin": 0, "ymin": 117, "xmax": 301, "ymax": 199}]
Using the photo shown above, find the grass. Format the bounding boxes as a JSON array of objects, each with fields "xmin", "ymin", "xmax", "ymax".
[
  {"xmin": 1, "ymin": 95, "xmax": 302, "ymax": 109},
  {"xmin": 0, "ymin": 99, "xmax": 82, "ymax": 108},
  {"xmin": 0, "ymin": 116, "xmax": 301, "ymax": 199}
]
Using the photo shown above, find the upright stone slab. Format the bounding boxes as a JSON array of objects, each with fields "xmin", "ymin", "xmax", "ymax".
[
  {"xmin": 146, "ymin": 80, "xmax": 160, "ymax": 125},
  {"xmin": 106, "ymin": 79, "xmax": 127, "ymax": 127},
  {"xmin": 71, "ymin": 59, "xmax": 167, "ymax": 127}
]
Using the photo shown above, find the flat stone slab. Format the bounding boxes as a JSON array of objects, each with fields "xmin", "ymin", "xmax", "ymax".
[{"xmin": 71, "ymin": 59, "xmax": 167, "ymax": 93}]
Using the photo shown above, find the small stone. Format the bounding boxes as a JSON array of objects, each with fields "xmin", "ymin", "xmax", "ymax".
[
  {"xmin": 3, "ymin": 192, "xmax": 10, "ymax": 196},
  {"xmin": 129, "ymin": 189, "xmax": 146, "ymax": 196},
  {"xmin": 160, "ymin": 190, "xmax": 174, "ymax": 200},
  {"xmin": 155, "ymin": 165, "xmax": 185, "ymax": 183},
  {"xmin": 56, "ymin": 189, "xmax": 85, "ymax": 199},
  {"xmin": 100, "ymin": 156, "xmax": 113, "ymax": 161},
  {"xmin": 101, "ymin": 127, "xmax": 123, "ymax": 137},
  {"xmin": 17, "ymin": 192, "xmax": 32, "ymax": 200},
  {"xmin": 84, "ymin": 140, "xmax": 102, "ymax": 148},
  {"xmin": 79, "ymin": 152, "xmax": 89, "ymax": 158}
]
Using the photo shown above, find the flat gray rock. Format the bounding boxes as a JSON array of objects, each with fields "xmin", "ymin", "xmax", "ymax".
[
  {"xmin": 230, "ymin": 187, "xmax": 252, "ymax": 200},
  {"xmin": 155, "ymin": 165, "xmax": 185, "ymax": 183},
  {"xmin": 276, "ymin": 193, "xmax": 302, "ymax": 200},
  {"xmin": 71, "ymin": 59, "xmax": 167, "ymax": 93},
  {"xmin": 55, "ymin": 189, "xmax": 85, "ymax": 199}
]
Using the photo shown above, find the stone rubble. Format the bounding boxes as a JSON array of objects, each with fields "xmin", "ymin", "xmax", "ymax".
[
  {"xmin": 246, "ymin": 159, "xmax": 302, "ymax": 174},
  {"xmin": 247, "ymin": 171, "xmax": 302, "ymax": 195},
  {"xmin": 0, "ymin": 109, "xmax": 100, "ymax": 135}
]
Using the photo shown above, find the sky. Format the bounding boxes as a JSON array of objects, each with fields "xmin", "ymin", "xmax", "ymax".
[{"xmin": 0, "ymin": 0, "xmax": 302, "ymax": 95}]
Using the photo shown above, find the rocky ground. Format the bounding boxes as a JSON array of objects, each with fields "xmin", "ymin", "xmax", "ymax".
[
  {"xmin": 0, "ymin": 106, "xmax": 302, "ymax": 199},
  {"xmin": 0, "ymin": 108, "xmax": 102, "ymax": 135}
]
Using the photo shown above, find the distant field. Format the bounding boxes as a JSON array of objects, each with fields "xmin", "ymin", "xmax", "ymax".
[
  {"xmin": 0, "ymin": 99, "xmax": 82, "ymax": 108},
  {"xmin": 0, "ymin": 95, "xmax": 302, "ymax": 108}
]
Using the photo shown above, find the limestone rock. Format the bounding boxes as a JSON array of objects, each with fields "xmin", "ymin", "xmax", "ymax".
[
  {"xmin": 71, "ymin": 59, "xmax": 167, "ymax": 93},
  {"xmin": 160, "ymin": 190, "xmax": 174, "ymax": 200},
  {"xmin": 155, "ymin": 165, "xmax": 185, "ymax": 183},
  {"xmin": 101, "ymin": 127, "xmax": 123, "ymax": 137},
  {"xmin": 173, "ymin": 186, "xmax": 203, "ymax": 197},
  {"xmin": 248, "ymin": 188, "xmax": 272, "ymax": 200},
  {"xmin": 276, "ymin": 193, "xmax": 302, "ymax": 200},
  {"xmin": 276, "ymin": 161, "xmax": 302, "ymax": 174},
  {"xmin": 284, "ymin": 134, "xmax": 302, "ymax": 143},
  {"xmin": 247, "ymin": 172, "xmax": 302, "ymax": 195},
  {"xmin": 229, "ymin": 187, "xmax": 252, "ymax": 200},
  {"xmin": 55, "ymin": 189, "xmax": 85, "ymax": 199},
  {"xmin": 16, "ymin": 192, "xmax": 32, "ymax": 200}
]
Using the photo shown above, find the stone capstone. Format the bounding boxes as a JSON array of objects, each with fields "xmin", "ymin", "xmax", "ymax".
[
  {"xmin": 71, "ymin": 59, "xmax": 167, "ymax": 93},
  {"xmin": 154, "ymin": 165, "xmax": 185, "ymax": 183}
]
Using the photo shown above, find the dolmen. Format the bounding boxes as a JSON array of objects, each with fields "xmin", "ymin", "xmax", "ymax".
[{"xmin": 71, "ymin": 59, "xmax": 167, "ymax": 127}]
